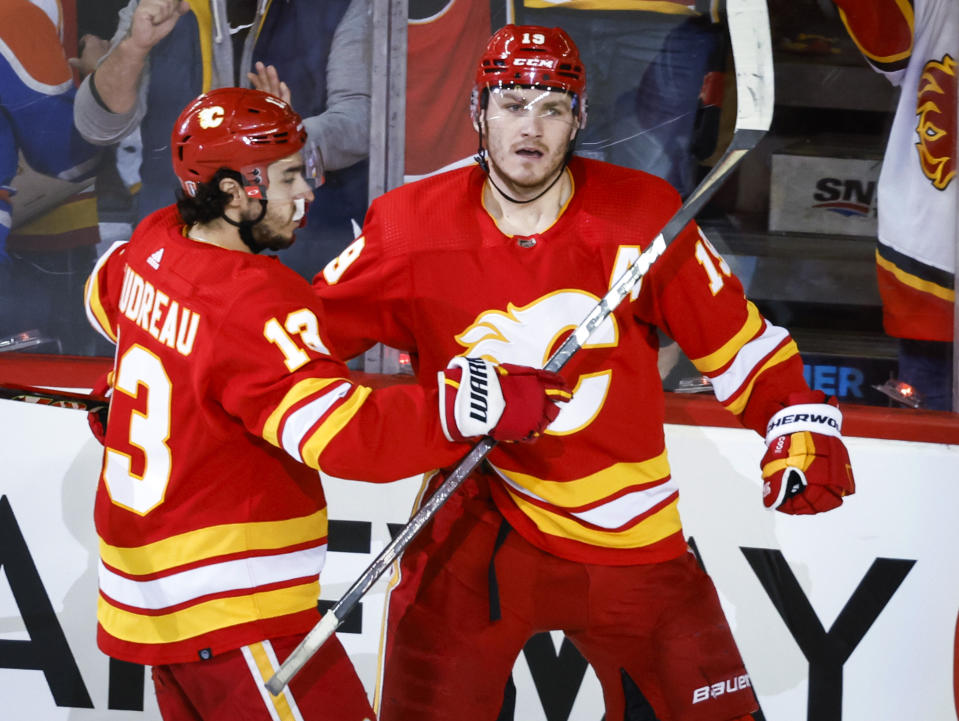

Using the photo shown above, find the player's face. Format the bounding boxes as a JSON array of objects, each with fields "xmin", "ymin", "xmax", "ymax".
[
  {"xmin": 246, "ymin": 151, "xmax": 316, "ymax": 251},
  {"xmin": 481, "ymin": 87, "xmax": 578, "ymax": 196}
]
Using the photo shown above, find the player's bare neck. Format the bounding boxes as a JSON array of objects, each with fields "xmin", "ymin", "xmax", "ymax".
[
  {"xmin": 485, "ymin": 170, "xmax": 571, "ymax": 237},
  {"xmin": 186, "ymin": 220, "xmax": 250, "ymax": 253}
]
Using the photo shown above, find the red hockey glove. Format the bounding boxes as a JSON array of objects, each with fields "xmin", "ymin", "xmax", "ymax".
[
  {"xmin": 87, "ymin": 373, "xmax": 112, "ymax": 445},
  {"xmin": 438, "ymin": 357, "xmax": 571, "ymax": 443},
  {"xmin": 761, "ymin": 391, "xmax": 855, "ymax": 514}
]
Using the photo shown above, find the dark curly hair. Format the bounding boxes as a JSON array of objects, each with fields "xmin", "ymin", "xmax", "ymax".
[{"xmin": 175, "ymin": 167, "xmax": 245, "ymax": 225}]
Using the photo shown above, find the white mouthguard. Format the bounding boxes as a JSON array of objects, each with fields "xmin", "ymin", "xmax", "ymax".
[{"xmin": 292, "ymin": 198, "xmax": 306, "ymax": 222}]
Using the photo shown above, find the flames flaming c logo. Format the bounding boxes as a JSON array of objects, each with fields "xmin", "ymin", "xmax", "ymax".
[{"xmin": 915, "ymin": 54, "xmax": 956, "ymax": 190}]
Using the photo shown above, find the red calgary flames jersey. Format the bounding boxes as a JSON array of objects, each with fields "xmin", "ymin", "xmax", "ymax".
[
  {"xmin": 83, "ymin": 207, "xmax": 468, "ymax": 664},
  {"xmin": 315, "ymin": 157, "xmax": 809, "ymax": 566}
]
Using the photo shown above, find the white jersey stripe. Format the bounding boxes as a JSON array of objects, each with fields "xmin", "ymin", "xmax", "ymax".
[
  {"xmin": 98, "ymin": 544, "xmax": 326, "ymax": 610},
  {"xmin": 709, "ymin": 320, "xmax": 789, "ymax": 402},
  {"xmin": 280, "ymin": 382, "xmax": 352, "ymax": 461},
  {"xmin": 493, "ymin": 465, "xmax": 679, "ymax": 530}
]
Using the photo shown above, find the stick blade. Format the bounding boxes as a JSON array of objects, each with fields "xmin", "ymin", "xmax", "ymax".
[
  {"xmin": 0, "ymin": 383, "xmax": 107, "ymax": 412},
  {"xmin": 727, "ymin": 0, "xmax": 775, "ymax": 132}
]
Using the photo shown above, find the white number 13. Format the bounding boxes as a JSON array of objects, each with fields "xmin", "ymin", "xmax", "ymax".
[
  {"xmin": 264, "ymin": 308, "xmax": 331, "ymax": 372},
  {"xmin": 103, "ymin": 345, "xmax": 172, "ymax": 516}
]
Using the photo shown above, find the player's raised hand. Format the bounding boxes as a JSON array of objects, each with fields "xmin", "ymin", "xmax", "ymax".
[
  {"xmin": 438, "ymin": 357, "xmax": 571, "ymax": 443},
  {"xmin": 761, "ymin": 390, "xmax": 855, "ymax": 514},
  {"xmin": 68, "ymin": 34, "xmax": 111, "ymax": 76},
  {"xmin": 247, "ymin": 62, "xmax": 291, "ymax": 105},
  {"xmin": 127, "ymin": 0, "xmax": 190, "ymax": 56}
]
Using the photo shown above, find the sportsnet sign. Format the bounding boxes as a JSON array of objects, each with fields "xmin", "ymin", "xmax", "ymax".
[{"xmin": 769, "ymin": 149, "xmax": 881, "ymax": 236}]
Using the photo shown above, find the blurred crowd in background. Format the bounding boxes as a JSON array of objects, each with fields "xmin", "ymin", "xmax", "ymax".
[{"xmin": 1, "ymin": 0, "xmax": 954, "ymax": 410}]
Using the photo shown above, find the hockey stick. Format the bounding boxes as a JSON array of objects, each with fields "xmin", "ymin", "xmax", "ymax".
[
  {"xmin": 266, "ymin": 0, "xmax": 773, "ymax": 695},
  {"xmin": 0, "ymin": 383, "xmax": 108, "ymax": 413}
]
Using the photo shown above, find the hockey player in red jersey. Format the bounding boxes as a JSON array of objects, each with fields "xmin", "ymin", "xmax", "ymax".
[
  {"xmin": 82, "ymin": 87, "xmax": 570, "ymax": 721},
  {"xmin": 313, "ymin": 26, "xmax": 857, "ymax": 721}
]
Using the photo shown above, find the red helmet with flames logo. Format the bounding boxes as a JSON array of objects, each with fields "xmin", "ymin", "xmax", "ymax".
[
  {"xmin": 471, "ymin": 25, "xmax": 587, "ymax": 128},
  {"xmin": 172, "ymin": 87, "xmax": 308, "ymax": 198}
]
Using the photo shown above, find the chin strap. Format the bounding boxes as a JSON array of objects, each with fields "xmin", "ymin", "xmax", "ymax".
[
  {"xmin": 222, "ymin": 199, "xmax": 268, "ymax": 253},
  {"xmin": 474, "ymin": 125, "xmax": 576, "ymax": 206}
]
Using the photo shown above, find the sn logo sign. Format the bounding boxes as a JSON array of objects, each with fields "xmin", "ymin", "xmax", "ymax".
[{"xmin": 811, "ymin": 177, "xmax": 877, "ymax": 218}]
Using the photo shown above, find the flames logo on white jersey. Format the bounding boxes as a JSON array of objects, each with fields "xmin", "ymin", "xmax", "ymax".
[
  {"xmin": 455, "ymin": 290, "xmax": 617, "ymax": 435},
  {"xmin": 915, "ymin": 54, "xmax": 956, "ymax": 190}
]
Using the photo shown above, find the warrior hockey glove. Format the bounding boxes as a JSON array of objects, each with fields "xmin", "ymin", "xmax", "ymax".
[
  {"xmin": 761, "ymin": 390, "xmax": 855, "ymax": 514},
  {"xmin": 438, "ymin": 356, "xmax": 571, "ymax": 443}
]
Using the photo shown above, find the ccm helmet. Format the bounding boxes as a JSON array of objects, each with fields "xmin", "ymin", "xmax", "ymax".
[
  {"xmin": 172, "ymin": 87, "xmax": 309, "ymax": 198},
  {"xmin": 471, "ymin": 25, "xmax": 587, "ymax": 128}
]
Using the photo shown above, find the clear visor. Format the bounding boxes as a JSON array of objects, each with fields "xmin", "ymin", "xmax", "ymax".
[
  {"xmin": 484, "ymin": 87, "xmax": 577, "ymax": 126},
  {"xmin": 263, "ymin": 145, "xmax": 320, "ymax": 202},
  {"xmin": 302, "ymin": 141, "xmax": 322, "ymax": 188}
]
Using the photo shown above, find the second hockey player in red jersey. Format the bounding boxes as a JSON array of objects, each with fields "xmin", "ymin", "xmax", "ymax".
[
  {"xmin": 82, "ymin": 87, "xmax": 569, "ymax": 721},
  {"xmin": 313, "ymin": 25, "xmax": 857, "ymax": 721}
]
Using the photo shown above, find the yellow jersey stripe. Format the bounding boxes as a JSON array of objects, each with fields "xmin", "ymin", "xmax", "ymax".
[
  {"xmin": 244, "ymin": 642, "xmax": 301, "ymax": 721},
  {"xmin": 97, "ymin": 580, "xmax": 319, "ymax": 644},
  {"xmin": 300, "ymin": 384, "xmax": 373, "ymax": 469},
  {"xmin": 508, "ymin": 491, "xmax": 682, "ymax": 548},
  {"xmin": 876, "ymin": 251, "xmax": 955, "ymax": 302},
  {"xmin": 691, "ymin": 301, "xmax": 764, "ymax": 373},
  {"xmin": 99, "ymin": 509, "xmax": 327, "ymax": 575},
  {"xmin": 495, "ymin": 452, "xmax": 670, "ymax": 508},
  {"xmin": 263, "ymin": 377, "xmax": 353, "ymax": 447},
  {"xmin": 725, "ymin": 340, "xmax": 800, "ymax": 416}
]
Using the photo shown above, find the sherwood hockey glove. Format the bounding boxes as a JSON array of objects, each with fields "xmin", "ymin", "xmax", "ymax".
[
  {"xmin": 761, "ymin": 390, "xmax": 855, "ymax": 514},
  {"xmin": 439, "ymin": 356, "xmax": 571, "ymax": 443}
]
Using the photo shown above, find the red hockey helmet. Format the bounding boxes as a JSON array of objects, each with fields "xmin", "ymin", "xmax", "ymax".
[
  {"xmin": 172, "ymin": 87, "xmax": 311, "ymax": 198},
  {"xmin": 472, "ymin": 25, "xmax": 587, "ymax": 128}
]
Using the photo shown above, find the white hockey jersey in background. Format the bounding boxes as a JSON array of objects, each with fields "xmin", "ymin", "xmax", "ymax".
[{"xmin": 835, "ymin": 0, "xmax": 957, "ymax": 341}]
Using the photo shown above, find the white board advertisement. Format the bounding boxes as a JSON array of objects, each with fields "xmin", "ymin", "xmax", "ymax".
[{"xmin": 1, "ymin": 400, "xmax": 957, "ymax": 720}]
